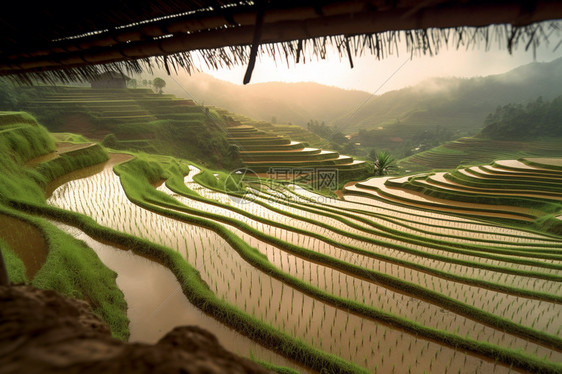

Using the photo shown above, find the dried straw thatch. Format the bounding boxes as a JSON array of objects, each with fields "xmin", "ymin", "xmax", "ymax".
[{"xmin": 1, "ymin": 1, "xmax": 561, "ymax": 84}]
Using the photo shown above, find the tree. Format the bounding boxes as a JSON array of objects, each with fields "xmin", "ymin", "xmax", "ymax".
[
  {"xmin": 153, "ymin": 77, "xmax": 166, "ymax": 94},
  {"xmin": 228, "ymin": 144, "xmax": 240, "ymax": 161},
  {"xmin": 128, "ymin": 78, "xmax": 137, "ymax": 89},
  {"xmin": 372, "ymin": 150, "xmax": 396, "ymax": 176},
  {"xmin": 101, "ymin": 133, "xmax": 118, "ymax": 148}
]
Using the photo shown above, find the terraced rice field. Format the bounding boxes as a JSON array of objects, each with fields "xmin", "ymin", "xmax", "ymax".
[
  {"xmin": 22, "ymin": 87, "xmax": 197, "ymax": 124},
  {"xmin": 49, "ymin": 220, "xmax": 301, "ymax": 371},
  {"xmin": 225, "ymin": 124, "xmax": 366, "ymax": 174},
  {"xmin": 20, "ymin": 86, "xmax": 200, "ymax": 140},
  {"xmin": 46, "ymin": 154, "xmax": 562, "ymax": 373},
  {"xmin": 399, "ymin": 137, "xmax": 562, "ymax": 172},
  {"xmin": 212, "ymin": 107, "xmax": 330, "ymax": 148}
]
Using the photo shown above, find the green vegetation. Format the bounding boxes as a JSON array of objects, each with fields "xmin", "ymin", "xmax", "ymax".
[
  {"xmin": 355, "ymin": 124, "xmax": 458, "ymax": 159},
  {"xmin": 398, "ymin": 96, "xmax": 562, "ymax": 173},
  {"xmin": 351, "ymin": 158, "xmax": 562, "ymax": 236},
  {"xmin": 165, "ymin": 58, "xmax": 562, "ymax": 160},
  {"xmin": 0, "ymin": 208, "xmax": 129, "ymax": 340},
  {"xmin": 30, "ymin": 215, "xmax": 129, "ymax": 339},
  {"xmin": 480, "ymin": 96, "xmax": 562, "ymax": 139},
  {"xmin": 398, "ymin": 136, "xmax": 562, "ymax": 172},
  {"xmin": 3, "ymin": 86, "xmax": 370, "ymax": 190},
  {"xmin": 370, "ymin": 150, "xmax": 396, "ymax": 176},
  {"xmin": 25, "ymin": 156, "xmax": 366, "ymax": 373},
  {"xmin": 0, "ymin": 111, "xmax": 129, "ymax": 339},
  {"xmin": 253, "ymin": 359, "xmax": 301, "ymax": 374},
  {"xmin": 18, "ymin": 128, "xmax": 560, "ymax": 372},
  {"xmin": 109, "ymin": 156, "xmax": 559, "ymax": 373},
  {"xmin": 306, "ymin": 120, "xmax": 348, "ymax": 149},
  {"xmin": 14, "ymin": 86, "xmax": 238, "ymax": 169},
  {"xmin": 167, "ymin": 166, "xmax": 562, "ymax": 340},
  {"xmin": 35, "ymin": 144, "xmax": 109, "ymax": 186},
  {"xmin": 152, "ymin": 77, "xmax": 166, "ymax": 94},
  {"xmin": 223, "ymin": 119, "xmax": 370, "ymax": 188},
  {"xmin": 53, "ymin": 132, "xmax": 91, "ymax": 143},
  {"xmin": 0, "ymin": 113, "xmax": 55, "ymax": 204},
  {"xmin": 2, "ymin": 74, "xmax": 562, "ymax": 374},
  {"xmin": 0, "ymin": 239, "xmax": 27, "ymax": 284}
]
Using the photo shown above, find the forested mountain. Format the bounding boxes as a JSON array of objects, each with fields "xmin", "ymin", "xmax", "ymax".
[{"xmin": 480, "ymin": 96, "xmax": 562, "ymax": 139}]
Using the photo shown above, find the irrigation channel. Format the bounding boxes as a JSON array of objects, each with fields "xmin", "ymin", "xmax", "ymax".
[{"xmin": 46, "ymin": 156, "xmax": 562, "ymax": 373}]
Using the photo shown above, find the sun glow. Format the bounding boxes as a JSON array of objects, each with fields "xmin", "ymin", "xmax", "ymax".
[{"xmin": 195, "ymin": 40, "xmax": 562, "ymax": 94}]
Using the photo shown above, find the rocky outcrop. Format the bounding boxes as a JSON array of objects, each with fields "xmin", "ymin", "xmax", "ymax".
[{"xmin": 0, "ymin": 285, "xmax": 272, "ymax": 374}]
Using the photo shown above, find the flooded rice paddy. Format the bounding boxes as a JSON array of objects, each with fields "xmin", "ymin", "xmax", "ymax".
[{"xmin": 45, "ymin": 157, "xmax": 562, "ymax": 373}]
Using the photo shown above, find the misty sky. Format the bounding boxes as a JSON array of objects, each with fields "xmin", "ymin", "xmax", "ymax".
[{"xmin": 194, "ymin": 39, "xmax": 562, "ymax": 94}]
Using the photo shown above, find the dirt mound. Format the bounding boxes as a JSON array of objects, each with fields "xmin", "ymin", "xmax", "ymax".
[{"xmin": 0, "ymin": 285, "xmax": 272, "ymax": 374}]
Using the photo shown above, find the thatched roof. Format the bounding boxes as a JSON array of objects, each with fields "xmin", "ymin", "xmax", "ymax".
[
  {"xmin": 88, "ymin": 71, "xmax": 131, "ymax": 82},
  {"xmin": 1, "ymin": 1, "xmax": 561, "ymax": 84}
]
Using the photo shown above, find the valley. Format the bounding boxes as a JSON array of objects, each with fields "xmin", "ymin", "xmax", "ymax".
[{"xmin": 1, "ymin": 88, "xmax": 561, "ymax": 372}]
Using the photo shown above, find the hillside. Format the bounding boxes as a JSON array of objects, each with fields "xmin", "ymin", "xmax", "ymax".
[
  {"xmin": 2, "ymin": 111, "xmax": 562, "ymax": 374},
  {"xmin": 14, "ymin": 86, "xmax": 245, "ymax": 170},
  {"xmin": 165, "ymin": 75, "xmax": 371, "ymax": 127},
  {"xmin": 398, "ymin": 136, "xmax": 562, "ymax": 173},
  {"xmin": 167, "ymin": 58, "xmax": 562, "ymax": 137},
  {"xmin": 397, "ymin": 95, "xmax": 562, "ymax": 172},
  {"xmin": 6, "ymin": 86, "xmax": 368, "ymax": 184},
  {"xmin": 342, "ymin": 57, "xmax": 562, "ymax": 132}
]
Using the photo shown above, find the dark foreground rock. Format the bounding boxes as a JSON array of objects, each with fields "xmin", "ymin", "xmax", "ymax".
[{"xmin": 0, "ymin": 285, "xmax": 272, "ymax": 374}]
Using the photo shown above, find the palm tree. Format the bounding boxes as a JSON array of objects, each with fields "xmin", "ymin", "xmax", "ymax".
[{"xmin": 372, "ymin": 150, "xmax": 395, "ymax": 176}]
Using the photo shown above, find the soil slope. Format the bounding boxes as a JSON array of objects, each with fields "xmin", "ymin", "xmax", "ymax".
[{"xmin": 0, "ymin": 285, "xmax": 272, "ymax": 374}]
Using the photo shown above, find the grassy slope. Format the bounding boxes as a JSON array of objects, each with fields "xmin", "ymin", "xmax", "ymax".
[
  {"xmin": 0, "ymin": 111, "xmax": 129, "ymax": 339},
  {"xmin": 25, "ymin": 86, "xmax": 370, "ymax": 188}
]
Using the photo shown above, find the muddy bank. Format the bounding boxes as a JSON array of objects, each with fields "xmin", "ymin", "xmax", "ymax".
[
  {"xmin": 0, "ymin": 284, "xmax": 272, "ymax": 374},
  {"xmin": 0, "ymin": 214, "xmax": 47, "ymax": 279}
]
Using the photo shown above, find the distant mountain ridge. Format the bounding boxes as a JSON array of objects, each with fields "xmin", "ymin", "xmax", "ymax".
[
  {"xmin": 167, "ymin": 57, "xmax": 562, "ymax": 135},
  {"xmin": 166, "ymin": 77, "xmax": 371, "ymax": 127}
]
